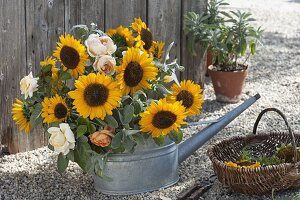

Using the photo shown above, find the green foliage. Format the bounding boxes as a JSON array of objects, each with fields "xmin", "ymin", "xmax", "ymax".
[
  {"xmin": 104, "ymin": 115, "xmax": 118, "ymax": 128},
  {"xmin": 168, "ymin": 130, "xmax": 183, "ymax": 144},
  {"xmin": 154, "ymin": 135, "xmax": 165, "ymax": 146},
  {"xmin": 258, "ymin": 155, "xmax": 283, "ymax": 166},
  {"xmin": 183, "ymin": 0, "xmax": 263, "ymax": 71},
  {"xmin": 29, "ymin": 103, "xmax": 43, "ymax": 127},
  {"xmin": 76, "ymin": 125, "xmax": 87, "ymax": 138},
  {"xmin": 208, "ymin": 10, "xmax": 263, "ymax": 70},
  {"xmin": 240, "ymin": 149, "xmax": 253, "ymax": 161},
  {"xmin": 122, "ymin": 105, "xmax": 134, "ymax": 125},
  {"xmin": 74, "ymin": 136, "xmax": 91, "ymax": 172},
  {"xmin": 57, "ymin": 153, "xmax": 69, "ymax": 174}
]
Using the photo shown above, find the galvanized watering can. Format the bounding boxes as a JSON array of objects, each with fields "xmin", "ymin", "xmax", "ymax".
[{"xmin": 94, "ymin": 94, "xmax": 261, "ymax": 195}]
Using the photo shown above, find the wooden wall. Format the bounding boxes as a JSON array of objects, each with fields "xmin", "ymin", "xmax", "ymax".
[{"xmin": 0, "ymin": 0, "xmax": 207, "ymax": 154}]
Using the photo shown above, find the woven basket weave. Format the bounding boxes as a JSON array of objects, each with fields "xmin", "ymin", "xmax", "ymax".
[{"xmin": 207, "ymin": 108, "xmax": 300, "ymax": 195}]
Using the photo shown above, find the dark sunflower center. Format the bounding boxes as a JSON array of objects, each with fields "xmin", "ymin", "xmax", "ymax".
[
  {"xmin": 54, "ymin": 103, "xmax": 68, "ymax": 119},
  {"xmin": 84, "ymin": 84, "xmax": 109, "ymax": 107},
  {"xmin": 141, "ymin": 28, "xmax": 153, "ymax": 50},
  {"xmin": 60, "ymin": 46, "xmax": 80, "ymax": 69},
  {"xmin": 152, "ymin": 111, "xmax": 177, "ymax": 129},
  {"xmin": 124, "ymin": 61, "xmax": 144, "ymax": 87},
  {"xmin": 176, "ymin": 90, "xmax": 194, "ymax": 108}
]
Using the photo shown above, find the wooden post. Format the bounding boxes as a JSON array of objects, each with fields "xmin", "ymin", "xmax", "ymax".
[{"xmin": 181, "ymin": 0, "xmax": 208, "ymax": 89}]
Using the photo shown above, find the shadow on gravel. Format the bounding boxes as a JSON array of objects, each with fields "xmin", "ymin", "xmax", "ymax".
[
  {"xmin": 0, "ymin": 163, "xmax": 97, "ymax": 199},
  {"xmin": 289, "ymin": 0, "xmax": 300, "ymax": 3},
  {"xmin": 249, "ymin": 31, "xmax": 300, "ymax": 83},
  {"xmin": 202, "ymin": 99, "xmax": 227, "ymax": 113}
]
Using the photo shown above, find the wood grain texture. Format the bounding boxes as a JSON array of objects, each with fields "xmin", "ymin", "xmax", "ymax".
[
  {"xmin": 181, "ymin": 0, "xmax": 208, "ymax": 88},
  {"xmin": 21, "ymin": 0, "xmax": 65, "ymax": 153},
  {"xmin": 147, "ymin": 0, "xmax": 181, "ymax": 62},
  {"xmin": 65, "ymin": 0, "xmax": 105, "ymax": 32},
  {"xmin": 0, "ymin": 0, "xmax": 27, "ymax": 153},
  {"xmin": 105, "ymin": 0, "xmax": 146, "ymax": 30}
]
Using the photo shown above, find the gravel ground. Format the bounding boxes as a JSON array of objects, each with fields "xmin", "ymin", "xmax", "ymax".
[{"xmin": 1, "ymin": 0, "xmax": 300, "ymax": 199}]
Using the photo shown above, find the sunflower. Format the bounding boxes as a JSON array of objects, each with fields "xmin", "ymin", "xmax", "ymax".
[
  {"xmin": 41, "ymin": 94, "xmax": 69, "ymax": 124},
  {"xmin": 40, "ymin": 56, "xmax": 56, "ymax": 67},
  {"xmin": 152, "ymin": 41, "xmax": 165, "ymax": 59},
  {"xmin": 116, "ymin": 47, "xmax": 158, "ymax": 95},
  {"xmin": 107, "ymin": 26, "xmax": 134, "ymax": 47},
  {"xmin": 68, "ymin": 73, "xmax": 121, "ymax": 120},
  {"xmin": 167, "ymin": 80, "xmax": 204, "ymax": 116},
  {"xmin": 53, "ymin": 34, "xmax": 89, "ymax": 78},
  {"xmin": 11, "ymin": 99, "xmax": 32, "ymax": 133},
  {"xmin": 131, "ymin": 18, "xmax": 153, "ymax": 51},
  {"xmin": 40, "ymin": 57, "xmax": 62, "ymax": 94},
  {"xmin": 224, "ymin": 160, "xmax": 261, "ymax": 169},
  {"xmin": 139, "ymin": 98, "xmax": 187, "ymax": 138}
]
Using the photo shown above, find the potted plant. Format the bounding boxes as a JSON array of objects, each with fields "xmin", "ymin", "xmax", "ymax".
[
  {"xmin": 208, "ymin": 10, "xmax": 263, "ymax": 103},
  {"xmin": 184, "ymin": 0, "xmax": 229, "ymax": 73}
]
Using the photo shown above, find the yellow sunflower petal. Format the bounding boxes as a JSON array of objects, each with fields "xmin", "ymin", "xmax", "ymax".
[
  {"xmin": 139, "ymin": 98, "xmax": 187, "ymax": 138},
  {"xmin": 68, "ymin": 73, "xmax": 121, "ymax": 120},
  {"xmin": 53, "ymin": 34, "xmax": 89, "ymax": 78},
  {"xmin": 167, "ymin": 80, "xmax": 204, "ymax": 117},
  {"xmin": 11, "ymin": 99, "xmax": 32, "ymax": 133}
]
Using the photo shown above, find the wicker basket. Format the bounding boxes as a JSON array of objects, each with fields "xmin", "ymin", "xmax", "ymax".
[{"xmin": 207, "ymin": 108, "xmax": 300, "ymax": 195}]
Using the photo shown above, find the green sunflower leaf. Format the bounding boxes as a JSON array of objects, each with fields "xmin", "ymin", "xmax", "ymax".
[
  {"xmin": 88, "ymin": 123, "xmax": 96, "ymax": 134},
  {"xmin": 76, "ymin": 125, "xmax": 87, "ymax": 138},
  {"xmin": 77, "ymin": 117, "xmax": 89, "ymax": 125},
  {"xmin": 153, "ymin": 135, "xmax": 165, "ymax": 146},
  {"xmin": 168, "ymin": 130, "xmax": 183, "ymax": 144},
  {"xmin": 123, "ymin": 135, "xmax": 136, "ymax": 152},
  {"xmin": 60, "ymin": 71, "xmax": 72, "ymax": 80},
  {"xmin": 111, "ymin": 131, "xmax": 124, "ymax": 149},
  {"xmin": 30, "ymin": 103, "xmax": 43, "ymax": 127},
  {"xmin": 104, "ymin": 115, "xmax": 118, "ymax": 128},
  {"xmin": 123, "ymin": 129, "xmax": 140, "ymax": 136},
  {"xmin": 131, "ymin": 133, "xmax": 145, "ymax": 145},
  {"xmin": 57, "ymin": 153, "xmax": 69, "ymax": 174},
  {"xmin": 74, "ymin": 138, "xmax": 91, "ymax": 172},
  {"xmin": 122, "ymin": 104, "xmax": 134, "ymax": 125},
  {"xmin": 42, "ymin": 64, "xmax": 52, "ymax": 73},
  {"xmin": 67, "ymin": 150, "xmax": 75, "ymax": 162}
]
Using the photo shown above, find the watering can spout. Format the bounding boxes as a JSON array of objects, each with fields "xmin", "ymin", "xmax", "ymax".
[{"xmin": 178, "ymin": 93, "xmax": 261, "ymax": 164}]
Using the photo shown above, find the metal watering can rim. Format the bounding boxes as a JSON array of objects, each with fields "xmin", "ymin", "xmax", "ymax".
[{"xmin": 178, "ymin": 93, "xmax": 261, "ymax": 164}]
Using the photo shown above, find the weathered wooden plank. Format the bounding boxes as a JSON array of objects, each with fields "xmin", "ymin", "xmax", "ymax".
[
  {"xmin": 148, "ymin": 0, "xmax": 181, "ymax": 62},
  {"xmin": 23, "ymin": 0, "xmax": 65, "ymax": 153},
  {"xmin": 181, "ymin": 0, "xmax": 208, "ymax": 87},
  {"xmin": 0, "ymin": 0, "xmax": 27, "ymax": 153},
  {"xmin": 65, "ymin": 0, "xmax": 105, "ymax": 32},
  {"xmin": 105, "ymin": 0, "xmax": 147, "ymax": 30}
]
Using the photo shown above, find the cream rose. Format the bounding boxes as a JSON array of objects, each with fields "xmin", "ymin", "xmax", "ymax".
[
  {"xmin": 85, "ymin": 34, "xmax": 116, "ymax": 57},
  {"xmin": 89, "ymin": 130, "xmax": 113, "ymax": 147},
  {"xmin": 48, "ymin": 123, "xmax": 75, "ymax": 155},
  {"xmin": 93, "ymin": 55, "xmax": 116, "ymax": 75},
  {"xmin": 20, "ymin": 72, "xmax": 39, "ymax": 99}
]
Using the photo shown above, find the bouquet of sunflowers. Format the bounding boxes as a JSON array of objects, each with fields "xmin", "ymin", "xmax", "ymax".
[{"xmin": 12, "ymin": 18, "xmax": 204, "ymax": 176}]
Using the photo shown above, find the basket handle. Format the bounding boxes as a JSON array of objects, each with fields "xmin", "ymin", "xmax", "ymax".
[{"xmin": 253, "ymin": 108, "xmax": 297, "ymax": 164}]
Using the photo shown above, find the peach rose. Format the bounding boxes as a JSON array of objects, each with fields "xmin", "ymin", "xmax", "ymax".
[
  {"xmin": 89, "ymin": 130, "xmax": 114, "ymax": 147},
  {"xmin": 93, "ymin": 55, "xmax": 116, "ymax": 75}
]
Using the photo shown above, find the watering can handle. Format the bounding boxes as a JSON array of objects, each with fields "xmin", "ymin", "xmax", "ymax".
[{"xmin": 252, "ymin": 108, "xmax": 297, "ymax": 164}]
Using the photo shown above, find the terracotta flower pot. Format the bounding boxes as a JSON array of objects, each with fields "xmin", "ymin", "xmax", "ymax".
[{"xmin": 208, "ymin": 65, "xmax": 248, "ymax": 103}]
